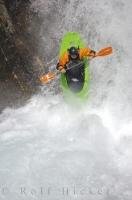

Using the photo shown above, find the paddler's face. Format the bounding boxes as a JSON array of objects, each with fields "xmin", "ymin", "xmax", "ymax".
[{"xmin": 71, "ymin": 54, "xmax": 78, "ymax": 59}]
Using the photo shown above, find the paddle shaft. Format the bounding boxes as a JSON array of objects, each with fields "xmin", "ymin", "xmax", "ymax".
[{"xmin": 40, "ymin": 46, "xmax": 113, "ymax": 84}]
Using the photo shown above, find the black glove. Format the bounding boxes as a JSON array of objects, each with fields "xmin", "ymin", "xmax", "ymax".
[
  {"xmin": 90, "ymin": 50, "xmax": 96, "ymax": 57},
  {"xmin": 56, "ymin": 63, "xmax": 66, "ymax": 73}
]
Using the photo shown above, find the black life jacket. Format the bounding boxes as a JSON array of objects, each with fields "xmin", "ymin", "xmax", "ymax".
[{"xmin": 65, "ymin": 59, "xmax": 85, "ymax": 93}]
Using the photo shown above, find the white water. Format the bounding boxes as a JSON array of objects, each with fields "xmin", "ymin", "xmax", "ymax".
[{"xmin": 0, "ymin": 0, "xmax": 132, "ymax": 199}]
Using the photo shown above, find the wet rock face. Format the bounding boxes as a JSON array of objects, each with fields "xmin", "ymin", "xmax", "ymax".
[
  {"xmin": 0, "ymin": 0, "xmax": 14, "ymax": 79},
  {"xmin": 0, "ymin": 0, "xmax": 45, "ymax": 111},
  {"xmin": 0, "ymin": 0, "xmax": 43, "ymax": 88},
  {"xmin": 5, "ymin": 0, "xmax": 25, "ymax": 12}
]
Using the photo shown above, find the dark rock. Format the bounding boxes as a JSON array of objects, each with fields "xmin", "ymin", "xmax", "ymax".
[
  {"xmin": 0, "ymin": 0, "xmax": 43, "ymax": 87},
  {"xmin": 0, "ymin": 0, "xmax": 44, "ymax": 111}
]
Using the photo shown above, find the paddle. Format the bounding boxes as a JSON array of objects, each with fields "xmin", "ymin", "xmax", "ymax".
[
  {"xmin": 95, "ymin": 47, "xmax": 112, "ymax": 57},
  {"xmin": 39, "ymin": 47, "xmax": 113, "ymax": 84},
  {"xmin": 40, "ymin": 62, "xmax": 83, "ymax": 84},
  {"xmin": 40, "ymin": 71, "xmax": 57, "ymax": 84}
]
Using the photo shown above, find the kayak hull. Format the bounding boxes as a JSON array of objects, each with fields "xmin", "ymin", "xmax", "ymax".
[{"xmin": 59, "ymin": 32, "xmax": 90, "ymax": 102}]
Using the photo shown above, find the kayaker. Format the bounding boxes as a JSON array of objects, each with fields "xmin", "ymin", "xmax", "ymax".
[
  {"xmin": 39, "ymin": 43, "xmax": 112, "ymax": 86},
  {"xmin": 56, "ymin": 46, "xmax": 96, "ymax": 73},
  {"xmin": 56, "ymin": 46, "xmax": 96, "ymax": 92}
]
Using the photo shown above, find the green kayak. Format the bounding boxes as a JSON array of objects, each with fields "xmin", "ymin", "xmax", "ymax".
[{"xmin": 59, "ymin": 32, "xmax": 90, "ymax": 102}]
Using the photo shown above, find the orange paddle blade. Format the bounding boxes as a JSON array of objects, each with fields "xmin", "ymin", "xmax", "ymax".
[
  {"xmin": 96, "ymin": 47, "xmax": 113, "ymax": 57},
  {"xmin": 39, "ymin": 72, "xmax": 56, "ymax": 84}
]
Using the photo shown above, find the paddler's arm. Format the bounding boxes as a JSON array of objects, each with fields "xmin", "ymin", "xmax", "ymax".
[
  {"xmin": 56, "ymin": 52, "xmax": 69, "ymax": 73},
  {"xmin": 79, "ymin": 48, "xmax": 96, "ymax": 59},
  {"xmin": 56, "ymin": 63, "xmax": 66, "ymax": 73}
]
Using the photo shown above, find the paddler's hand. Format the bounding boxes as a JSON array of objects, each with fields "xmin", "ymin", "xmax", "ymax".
[
  {"xmin": 89, "ymin": 50, "xmax": 96, "ymax": 58},
  {"xmin": 60, "ymin": 67, "xmax": 66, "ymax": 73},
  {"xmin": 56, "ymin": 63, "xmax": 66, "ymax": 73}
]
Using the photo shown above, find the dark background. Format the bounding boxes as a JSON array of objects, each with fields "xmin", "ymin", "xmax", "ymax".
[{"xmin": 0, "ymin": 0, "xmax": 44, "ymax": 111}]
